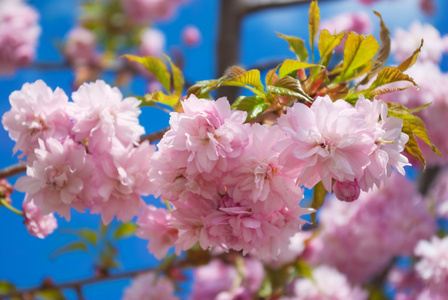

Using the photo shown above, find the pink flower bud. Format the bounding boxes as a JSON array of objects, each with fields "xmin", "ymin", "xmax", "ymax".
[
  {"xmin": 182, "ymin": 25, "xmax": 201, "ymax": 47},
  {"xmin": 22, "ymin": 197, "xmax": 58, "ymax": 239},
  {"xmin": 333, "ymin": 180, "xmax": 361, "ymax": 202}
]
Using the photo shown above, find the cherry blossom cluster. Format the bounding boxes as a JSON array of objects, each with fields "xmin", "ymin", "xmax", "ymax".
[
  {"xmin": 308, "ymin": 173, "xmax": 436, "ymax": 283},
  {"xmin": 136, "ymin": 94, "xmax": 410, "ymax": 259},
  {"xmin": 2, "ymin": 80, "xmax": 155, "ymax": 234},
  {"xmin": 0, "ymin": 0, "xmax": 41, "ymax": 74},
  {"xmin": 64, "ymin": 27, "xmax": 99, "ymax": 67}
]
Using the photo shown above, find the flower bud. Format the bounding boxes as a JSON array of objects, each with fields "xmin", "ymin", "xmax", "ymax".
[{"xmin": 333, "ymin": 180, "xmax": 360, "ymax": 202}]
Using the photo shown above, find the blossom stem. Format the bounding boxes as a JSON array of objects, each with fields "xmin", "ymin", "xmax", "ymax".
[{"xmin": 0, "ymin": 198, "xmax": 24, "ymax": 217}]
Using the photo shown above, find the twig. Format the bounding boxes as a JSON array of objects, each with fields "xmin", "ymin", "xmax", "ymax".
[
  {"xmin": 0, "ymin": 163, "xmax": 26, "ymax": 180},
  {"xmin": 0, "ymin": 267, "xmax": 155, "ymax": 299},
  {"xmin": 242, "ymin": 0, "xmax": 334, "ymax": 15}
]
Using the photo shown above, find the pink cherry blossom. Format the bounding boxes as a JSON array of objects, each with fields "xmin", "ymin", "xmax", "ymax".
[
  {"xmin": 414, "ymin": 236, "xmax": 448, "ymax": 295},
  {"xmin": 15, "ymin": 138, "xmax": 95, "ymax": 220},
  {"xmin": 138, "ymin": 28, "xmax": 165, "ymax": 57},
  {"xmin": 285, "ymin": 266, "xmax": 368, "ymax": 300},
  {"xmin": 122, "ymin": 272, "xmax": 179, "ymax": 300},
  {"xmin": 191, "ymin": 258, "xmax": 264, "ymax": 300},
  {"xmin": 224, "ymin": 124, "xmax": 300, "ymax": 212},
  {"xmin": 391, "ymin": 21, "xmax": 448, "ymax": 64},
  {"xmin": 162, "ymin": 95, "xmax": 250, "ymax": 177},
  {"xmin": 191, "ymin": 259, "xmax": 237, "ymax": 300},
  {"xmin": 0, "ymin": 1, "xmax": 40, "ymax": 74},
  {"xmin": 355, "ymin": 96, "xmax": 410, "ymax": 191},
  {"xmin": 120, "ymin": 0, "xmax": 187, "ymax": 23},
  {"xmin": 90, "ymin": 141, "xmax": 156, "ymax": 224},
  {"xmin": 2, "ymin": 80, "xmax": 71, "ymax": 158},
  {"xmin": 277, "ymin": 95, "xmax": 375, "ymax": 192},
  {"xmin": 68, "ymin": 80, "xmax": 144, "ymax": 153},
  {"xmin": 321, "ymin": 12, "xmax": 371, "ymax": 35},
  {"xmin": 136, "ymin": 205, "xmax": 178, "ymax": 259},
  {"xmin": 182, "ymin": 25, "xmax": 201, "ymax": 47},
  {"xmin": 64, "ymin": 27, "xmax": 98, "ymax": 67},
  {"xmin": 22, "ymin": 196, "xmax": 58, "ymax": 239},
  {"xmin": 310, "ymin": 173, "xmax": 436, "ymax": 283},
  {"xmin": 427, "ymin": 167, "xmax": 448, "ymax": 218}
]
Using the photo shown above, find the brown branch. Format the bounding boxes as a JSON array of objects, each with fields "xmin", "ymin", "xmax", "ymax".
[
  {"xmin": 0, "ymin": 267, "xmax": 155, "ymax": 299},
  {"xmin": 242, "ymin": 0, "xmax": 335, "ymax": 15},
  {"xmin": 0, "ymin": 128, "xmax": 170, "ymax": 180},
  {"xmin": 0, "ymin": 163, "xmax": 26, "ymax": 180}
]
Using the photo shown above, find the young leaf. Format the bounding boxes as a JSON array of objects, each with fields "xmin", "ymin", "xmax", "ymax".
[
  {"xmin": 397, "ymin": 39, "xmax": 424, "ymax": 72},
  {"xmin": 309, "ymin": 1, "xmax": 320, "ymax": 62},
  {"xmin": 77, "ymin": 228, "xmax": 97, "ymax": 246},
  {"xmin": 265, "ymin": 64, "xmax": 280, "ymax": 86},
  {"xmin": 336, "ymin": 33, "xmax": 379, "ymax": 82},
  {"xmin": 296, "ymin": 259, "xmax": 313, "ymax": 279},
  {"xmin": 151, "ymin": 91, "xmax": 180, "ymax": 106},
  {"xmin": 278, "ymin": 59, "xmax": 321, "ymax": 78},
  {"xmin": 123, "ymin": 55, "xmax": 171, "ymax": 92},
  {"xmin": 0, "ymin": 281, "xmax": 16, "ymax": 295},
  {"xmin": 164, "ymin": 54, "xmax": 185, "ymax": 96},
  {"xmin": 267, "ymin": 76, "xmax": 313, "ymax": 103},
  {"xmin": 187, "ymin": 79, "xmax": 218, "ymax": 98},
  {"xmin": 50, "ymin": 242, "xmax": 88, "ymax": 260},
  {"xmin": 402, "ymin": 121, "xmax": 426, "ymax": 167},
  {"xmin": 113, "ymin": 222, "xmax": 137, "ymax": 240},
  {"xmin": 37, "ymin": 289, "xmax": 66, "ymax": 300},
  {"xmin": 318, "ymin": 29, "xmax": 345, "ymax": 66},
  {"xmin": 387, "ymin": 102, "xmax": 441, "ymax": 166},
  {"xmin": 370, "ymin": 67, "xmax": 418, "ymax": 90},
  {"xmin": 221, "ymin": 66, "xmax": 264, "ymax": 92},
  {"xmin": 277, "ymin": 33, "xmax": 309, "ymax": 62},
  {"xmin": 360, "ymin": 11, "xmax": 391, "ymax": 85},
  {"xmin": 231, "ymin": 96, "xmax": 269, "ymax": 121},
  {"xmin": 310, "ymin": 181, "xmax": 327, "ymax": 225}
]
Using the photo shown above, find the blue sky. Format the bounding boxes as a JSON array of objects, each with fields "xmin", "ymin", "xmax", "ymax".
[{"xmin": 0, "ymin": 0, "xmax": 447, "ymax": 299}]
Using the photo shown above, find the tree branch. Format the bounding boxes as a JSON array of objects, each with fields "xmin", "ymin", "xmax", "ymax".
[
  {"xmin": 242, "ymin": 0, "xmax": 333, "ymax": 15},
  {"xmin": 0, "ymin": 163, "xmax": 26, "ymax": 180},
  {"xmin": 0, "ymin": 128, "xmax": 170, "ymax": 180},
  {"xmin": 0, "ymin": 267, "xmax": 155, "ymax": 299}
]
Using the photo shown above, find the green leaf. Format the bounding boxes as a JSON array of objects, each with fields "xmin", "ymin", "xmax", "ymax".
[
  {"xmin": 37, "ymin": 289, "xmax": 66, "ymax": 300},
  {"xmin": 360, "ymin": 11, "xmax": 391, "ymax": 85},
  {"xmin": 402, "ymin": 121, "xmax": 426, "ymax": 167},
  {"xmin": 267, "ymin": 76, "xmax": 313, "ymax": 103},
  {"xmin": 187, "ymin": 79, "xmax": 218, "ymax": 98},
  {"xmin": 310, "ymin": 181, "xmax": 326, "ymax": 225},
  {"xmin": 151, "ymin": 91, "xmax": 180, "ymax": 106},
  {"xmin": 50, "ymin": 242, "xmax": 88, "ymax": 260},
  {"xmin": 279, "ymin": 59, "xmax": 321, "ymax": 78},
  {"xmin": 370, "ymin": 67, "xmax": 418, "ymax": 90},
  {"xmin": 387, "ymin": 102, "xmax": 441, "ymax": 167},
  {"xmin": 113, "ymin": 222, "xmax": 137, "ymax": 240},
  {"xmin": 0, "ymin": 281, "xmax": 16, "ymax": 295},
  {"xmin": 318, "ymin": 29, "xmax": 345, "ymax": 66},
  {"xmin": 77, "ymin": 229, "xmax": 97, "ymax": 246},
  {"xmin": 164, "ymin": 54, "xmax": 184, "ymax": 96},
  {"xmin": 336, "ymin": 33, "xmax": 379, "ymax": 82},
  {"xmin": 257, "ymin": 276, "xmax": 272, "ymax": 298},
  {"xmin": 123, "ymin": 55, "xmax": 171, "ymax": 92},
  {"xmin": 221, "ymin": 66, "xmax": 264, "ymax": 92},
  {"xmin": 296, "ymin": 259, "xmax": 313, "ymax": 279},
  {"xmin": 397, "ymin": 39, "xmax": 424, "ymax": 72},
  {"xmin": 277, "ymin": 33, "xmax": 309, "ymax": 62},
  {"xmin": 265, "ymin": 65, "xmax": 280, "ymax": 86},
  {"xmin": 231, "ymin": 96, "xmax": 269, "ymax": 121},
  {"xmin": 309, "ymin": 1, "xmax": 320, "ymax": 62}
]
